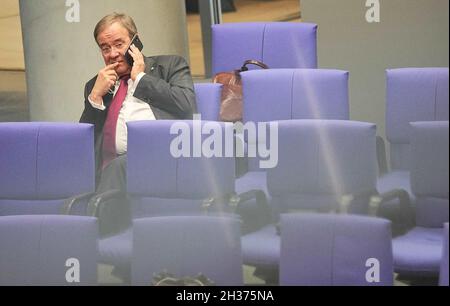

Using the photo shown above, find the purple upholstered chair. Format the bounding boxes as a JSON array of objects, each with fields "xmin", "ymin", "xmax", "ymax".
[
  {"xmin": 440, "ymin": 223, "xmax": 449, "ymax": 286},
  {"xmin": 212, "ymin": 22, "xmax": 317, "ymax": 75},
  {"xmin": 242, "ymin": 69, "xmax": 349, "ymax": 124},
  {"xmin": 280, "ymin": 213, "xmax": 393, "ymax": 286},
  {"xmin": 194, "ymin": 83, "xmax": 222, "ymax": 121},
  {"xmin": 95, "ymin": 120, "xmax": 236, "ymax": 282},
  {"xmin": 240, "ymin": 68, "xmax": 349, "ymax": 187},
  {"xmin": 126, "ymin": 120, "xmax": 235, "ymax": 217},
  {"xmin": 267, "ymin": 120, "xmax": 376, "ymax": 213},
  {"xmin": 235, "ymin": 69, "xmax": 349, "ymax": 232},
  {"xmin": 393, "ymin": 121, "xmax": 449, "ymax": 279},
  {"xmin": 241, "ymin": 120, "xmax": 378, "ymax": 280},
  {"xmin": 131, "ymin": 215, "xmax": 243, "ymax": 285},
  {"xmin": 0, "ymin": 122, "xmax": 95, "ymax": 216},
  {"xmin": 377, "ymin": 68, "xmax": 449, "ymax": 224},
  {"xmin": 0, "ymin": 215, "xmax": 98, "ymax": 285}
]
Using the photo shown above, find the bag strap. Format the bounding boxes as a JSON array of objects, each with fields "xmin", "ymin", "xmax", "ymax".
[{"xmin": 241, "ymin": 59, "xmax": 269, "ymax": 71}]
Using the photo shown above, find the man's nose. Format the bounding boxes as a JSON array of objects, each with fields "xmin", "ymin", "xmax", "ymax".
[{"xmin": 110, "ymin": 47, "xmax": 121, "ymax": 58}]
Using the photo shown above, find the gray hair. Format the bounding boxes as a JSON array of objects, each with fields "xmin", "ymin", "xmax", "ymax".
[{"xmin": 94, "ymin": 13, "xmax": 137, "ymax": 44}]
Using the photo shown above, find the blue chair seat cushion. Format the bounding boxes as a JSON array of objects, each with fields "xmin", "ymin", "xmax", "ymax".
[{"xmin": 393, "ymin": 227, "xmax": 444, "ymax": 275}]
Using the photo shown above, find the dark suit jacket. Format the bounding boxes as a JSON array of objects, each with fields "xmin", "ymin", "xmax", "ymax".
[{"xmin": 79, "ymin": 55, "xmax": 197, "ymax": 182}]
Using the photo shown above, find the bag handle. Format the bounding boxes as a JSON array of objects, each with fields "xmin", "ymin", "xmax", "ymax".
[{"xmin": 240, "ymin": 59, "xmax": 269, "ymax": 71}]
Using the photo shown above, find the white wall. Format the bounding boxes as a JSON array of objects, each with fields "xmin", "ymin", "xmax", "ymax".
[{"xmin": 301, "ymin": 0, "xmax": 449, "ymax": 140}]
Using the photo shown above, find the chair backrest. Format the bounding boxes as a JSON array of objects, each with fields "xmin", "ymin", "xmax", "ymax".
[
  {"xmin": 267, "ymin": 120, "xmax": 377, "ymax": 213},
  {"xmin": 0, "ymin": 215, "xmax": 98, "ymax": 285},
  {"xmin": 440, "ymin": 223, "xmax": 449, "ymax": 286},
  {"xmin": 194, "ymin": 83, "xmax": 222, "ymax": 121},
  {"xmin": 126, "ymin": 120, "xmax": 235, "ymax": 217},
  {"xmin": 410, "ymin": 121, "xmax": 449, "ymax": 227},
  {"xmin": 386, "ymin": 68, "xmax": 449, "ymax": 170},
  {"xmin": 212, "ymin": 22, "xmax": 317, "ymax": 75},
  {"xmin": 242, "ymin": 69, "xmax": 349, "ymax": 171},
  {"xmin": 243, "ymin": 69, "xmax": 349, "ymax": 123},
  {"xmin": 280, "ymin": 213, "xmax": 393, "ymax": 286},
  {"xmin": 0, "ymin": 122, "xmax": 95, "ymax": 215},
  {"xmin": 131, "ymin": 215, "xmax": 243, "ymax": 285}
]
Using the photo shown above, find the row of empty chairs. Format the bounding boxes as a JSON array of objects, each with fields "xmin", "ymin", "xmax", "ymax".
[
  {"xmin": 377, "ymin": 68, "xmax": 449, "ymax": 231},
  {"xmin": 210, "ymin": 23, "xmax": 448, "ymax": 222},
  {"xmin": 193, "ymin": 67, "xmax": 448, "ymax": 284},
  {"xmin": 98, "ymin": 119, "xmax": 377, "ymax": 283},
  {"xmin": 1, "ymin": 119, "xmax": 448, "ymax": 285},
  {"xmin": 1, "ymin": 21, "xmax": 448, "ymax": 285}
]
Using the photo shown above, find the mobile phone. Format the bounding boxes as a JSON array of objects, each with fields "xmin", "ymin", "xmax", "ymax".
[{"xmin": 124, "ymin": 34, "xmax": 144, "ymax": 66}]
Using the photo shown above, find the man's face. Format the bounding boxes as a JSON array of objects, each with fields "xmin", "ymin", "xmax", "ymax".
[{"xmin": 97, "ymin": 22, "xmax": 132, "ymax": 76}]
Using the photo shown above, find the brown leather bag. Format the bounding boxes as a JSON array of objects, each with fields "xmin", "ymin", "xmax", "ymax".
[{"xmin": 213, "ymin": 60, "xmax": 269, "ymax": 122}]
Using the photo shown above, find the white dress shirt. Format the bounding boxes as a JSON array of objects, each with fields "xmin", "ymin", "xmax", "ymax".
[{"xmin": 88, "ymin": 72, "xmax": 156, "ymax": 154}]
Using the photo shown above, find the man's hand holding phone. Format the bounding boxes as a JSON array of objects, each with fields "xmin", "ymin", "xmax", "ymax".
[
  {"xmin": 89, "ymin": 63, "xmax": 119, "ymax": 105},
  {"xmin": 124, "ymin": 34, "xmax": 145, "ymax": 81},
  {"xmin": 128, "ymin": 44, "xmax": 146, "ymax": 81}
]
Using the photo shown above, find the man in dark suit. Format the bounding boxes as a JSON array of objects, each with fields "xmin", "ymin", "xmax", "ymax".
[{"xmin": 80, "ymin": 13, "xmax": 196, "ymax": 192}]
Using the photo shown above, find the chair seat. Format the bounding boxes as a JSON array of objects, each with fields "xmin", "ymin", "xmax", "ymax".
[
  {"xmin": 99, "ymin": 229, "xmax": 132, "ymax": 269},
  {"xmin": 241, "ymin": 225, "xmax": 280, "ymax": 267},
  {"xmin": 393, "ymin": 227, "xmax": 444, "ymax": 275}
]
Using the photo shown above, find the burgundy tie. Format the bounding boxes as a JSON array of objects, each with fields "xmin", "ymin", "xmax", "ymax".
[{"xmin": 102, "ymin": 75, "xmax": 130, "ymax": 169}]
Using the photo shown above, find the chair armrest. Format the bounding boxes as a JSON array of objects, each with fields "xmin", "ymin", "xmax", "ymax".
[
  {"xmin": 61, "ymin": 192, "xmax": 96, "ymax": 215},
  {"xmin": 87, "ymin": 189, "xmax": 125, "ymax": 217},
  {"xmin": 370, "ymin": 188, "xmax": 415, "ymax": 228},
  {"xmin": 376, "ymin": 135, "xmax": 388, "ymax": 176},
  {"xmin": 233, "ymin": 190, "xmax": 273, "ymax": 235},
  {"xmin": 201, "ymin": 190, "xmax": 270, "ymax": 220},
  {"xmin": 338, "ymin": 189, "xmax": 377, "ymax": 214},
  {"xmin": 201, "ymin": 192, "xmax": 241, "ymax": 213},
  {"xmin": 236, "ymin": 190, "xmax": 269, "ymax": 209}
]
